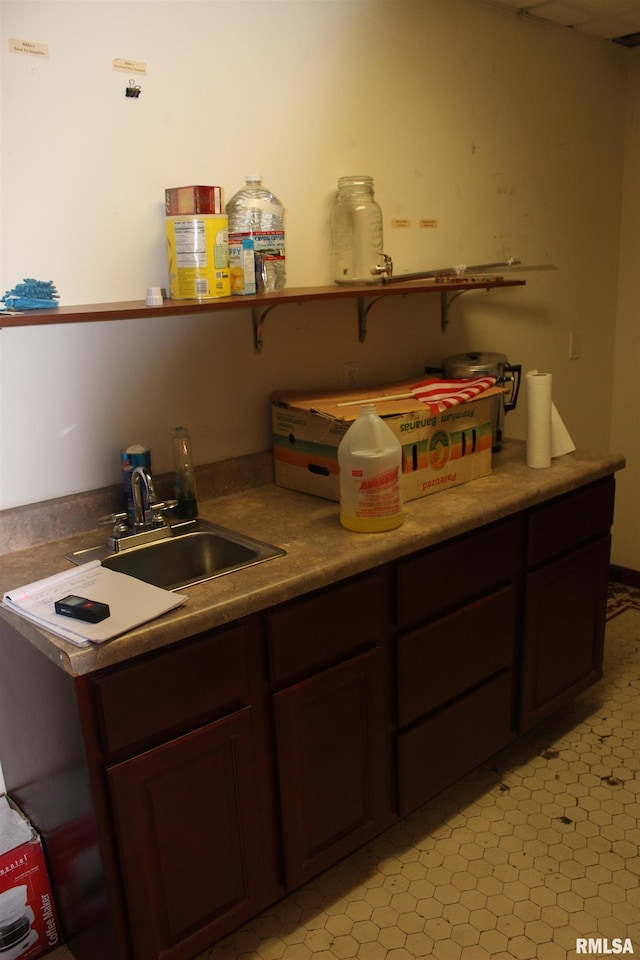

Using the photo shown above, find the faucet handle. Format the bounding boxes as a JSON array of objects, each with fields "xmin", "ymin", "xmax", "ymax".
[
  {"xmin": 149, "ymin": 499, "xmax": 178, "ymax": 527},
  {"xmin": 98, "ymin": 512, "xmax": 129, "ymax": 539}
]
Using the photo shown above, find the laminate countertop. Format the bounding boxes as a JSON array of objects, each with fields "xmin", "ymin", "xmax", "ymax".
[{"xmin": 0, "ymin": 440, "xmax": 625, "ymax": 678}]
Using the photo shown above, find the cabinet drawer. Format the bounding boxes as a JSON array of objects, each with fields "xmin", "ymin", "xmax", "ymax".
[
  {"xmin": 397, "ymin": 585, "xmax": 516, "ymax": 727},
  {"xmin": 527, "ymin": 477, "xmax": 615, "ymax": 568},
  {"xmin": 93, "ymin": 622, "xmax": 253, "ymax": 756},
  {"xmin": 396, "ymin": 516, "xmax": 521, "ymax": 629},
  {"xmin": 268, "ymin": 571, "xmax": 388, "ymax": 687},
  {"xmin": 398, "ymin": 671, "xmax": 514, "ymax": 815}
]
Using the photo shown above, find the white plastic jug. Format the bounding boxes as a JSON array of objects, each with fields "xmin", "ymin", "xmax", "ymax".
[{"xmin": 338, "ymin": 404, "xmax": 404, "ymax": 532}]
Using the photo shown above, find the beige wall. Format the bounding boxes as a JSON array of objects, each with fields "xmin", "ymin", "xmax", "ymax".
[{"xmin": 0, "ymin": 0, "xmax": 636, "ymax": 567}]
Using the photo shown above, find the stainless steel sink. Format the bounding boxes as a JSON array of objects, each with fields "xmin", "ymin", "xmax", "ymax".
[{"xmin": 66, "ymin": 519, "xmax": 285, "ymax": 590}]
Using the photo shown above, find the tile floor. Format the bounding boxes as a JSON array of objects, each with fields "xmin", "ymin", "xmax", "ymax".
[{"xmin": 49, "ymin": 581, "xmax": 640, "ymax": 960}]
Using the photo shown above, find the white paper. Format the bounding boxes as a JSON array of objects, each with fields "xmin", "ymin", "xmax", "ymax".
[{"xmin": 3, "ymin": 561, "xmax": 187, "ymax": 646}]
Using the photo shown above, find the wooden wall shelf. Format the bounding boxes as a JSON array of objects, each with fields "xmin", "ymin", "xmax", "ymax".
[{"xmin": 0, "ymin": 278, "xmax": 525, "ymax": 351}]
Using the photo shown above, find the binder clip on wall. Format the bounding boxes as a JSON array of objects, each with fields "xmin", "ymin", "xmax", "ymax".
[{"xmin": 125, "ymin": 80, "xmax": 141, "ymax": 98}]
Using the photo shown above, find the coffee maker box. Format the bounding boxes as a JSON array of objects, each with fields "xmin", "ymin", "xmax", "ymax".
[
  {"xmin": 0, "ymin": 783, "xmax": 61, "ymax": 960},
  {"xmin": 272, "ymin": 379, "xmax": 497, "ymax": 503}
]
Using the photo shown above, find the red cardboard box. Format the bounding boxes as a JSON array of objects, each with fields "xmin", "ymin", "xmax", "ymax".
[
  {"xmin": 165, "ymin": 184, "xmax": 223, "ymax": 216},
  {"xmin": 0, "ymin": 794, "xmax": 61, "ymax": 959},
  {"xmin": 15, "ymin": 771, "xmax": 103, "ymax": 939}
]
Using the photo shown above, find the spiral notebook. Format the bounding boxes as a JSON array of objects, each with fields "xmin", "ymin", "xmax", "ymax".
[{"xmin": 2, "ymin": 560, "xmax": 187, "ymax": 647}]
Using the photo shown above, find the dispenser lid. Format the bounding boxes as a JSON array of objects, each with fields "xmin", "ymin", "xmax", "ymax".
[{"xmin": 442, "ymin": 351, "xmax": 508, "ymax": 376}]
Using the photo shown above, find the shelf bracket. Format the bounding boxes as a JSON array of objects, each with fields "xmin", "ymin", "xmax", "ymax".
[
  {"xmin": 252, "ymin": 303, "xmax": 280, "ymax": 353},
  {"xmin": 357, "ymin": 295, "xmax": 386, "ymax": 343},
  {"xmin": 440, "ymin": 284, "xmax": 504, "ymax": 331},
  {"xmin": 440, "ymin": 289, "xmax": 480, "ymax": 333},
  {"xmin": 440, "ymin": 289, "xmax": 469, "ymax": 331}
]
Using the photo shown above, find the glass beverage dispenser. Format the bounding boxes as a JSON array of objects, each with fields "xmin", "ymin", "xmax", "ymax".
[{"xmin": 331, "ymin": 176, "xmax": 391, "ymax": 284}]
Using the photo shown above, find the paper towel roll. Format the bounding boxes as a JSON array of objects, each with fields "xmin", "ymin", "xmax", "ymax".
[
  {"xmin": 550, "ymin": 404, "xmax": 576, "ymax": 458},
  {"xmin": 526, "ymin": 371, "xmax": 552, "ymax": 468}
]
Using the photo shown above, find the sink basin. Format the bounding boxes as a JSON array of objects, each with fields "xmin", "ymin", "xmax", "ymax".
[{"xmin": 66, "ymin": 519, "xmax": 285, "ymax": 591}]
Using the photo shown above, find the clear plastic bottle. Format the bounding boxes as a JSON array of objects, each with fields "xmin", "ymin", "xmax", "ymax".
[
  {"xmin": 338, "ymin": 404, "xmax": 404, "ymax": 532},
  {"xmin": 331, "ymin": 176, "xmax": 390, "ymax": 285},
  {"xmin": 225, "ymin": 175, "xmax": 286, "ymax": 293},
  {"xmin": 173, "ymin": 426, "xmax": 198, "ymax": 519}
]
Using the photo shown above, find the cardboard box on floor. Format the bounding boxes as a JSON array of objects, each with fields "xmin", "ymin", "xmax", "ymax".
[
  {"xmin": 0, "ymin": 764, "xmax": 61, "ymax": 959},
  {"xmin": 272, "ymin": 378, "xmax": 497, "ymax": 503}
]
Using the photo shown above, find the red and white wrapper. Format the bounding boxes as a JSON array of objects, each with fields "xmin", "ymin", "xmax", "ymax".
[{"xmin": 410, "ymin": 376, "xmax": 496, "ymax": 413}]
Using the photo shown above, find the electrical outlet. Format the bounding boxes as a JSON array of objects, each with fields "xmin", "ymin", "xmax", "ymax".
[
  {"xmin": 569, "ymin": 331, "xmax": 580, "ymax": 360},
  {"xmin": 343, "ymin": 361, "xmax": 360, "ymax": 388}
]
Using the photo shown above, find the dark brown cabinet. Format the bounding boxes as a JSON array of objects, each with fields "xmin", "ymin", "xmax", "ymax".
[
  {"xmin": 107, "ymin": 709, "xmax": 267, "ymax": 960},
  {"xmin": 274, "ymin": 648, "xmax": 392, "ymax": 888},
  {"xmin": 395, "ymin": 516, "xmax": 522, "ymax": 814},
  {"xmin": 267, "ymin": 571, "xmax": 394, "ymax": 889},
  {"xmin": 0, "ymin": 473, "xmax": 617, "ymax": 960},
  {"xmin": 520, "ymin": 478, "xmax": 615, "ymax": 731},
  {"xmin": 89, "ymin": 617, "xmax": 281, "ymax": 960}
]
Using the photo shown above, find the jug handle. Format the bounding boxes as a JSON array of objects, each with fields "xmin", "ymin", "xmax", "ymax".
[{"xmin": 504, "ymin": 363, "xmax": 521, "ymax": 412}]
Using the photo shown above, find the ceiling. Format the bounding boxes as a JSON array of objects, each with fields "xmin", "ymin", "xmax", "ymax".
[{"xmin": 482, "ymin": 0, "xmax": 640, "ymax": 45}]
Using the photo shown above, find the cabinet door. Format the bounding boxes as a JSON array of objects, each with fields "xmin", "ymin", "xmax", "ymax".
[
  {"xmin": 107, "ymin": 708, "xmax": 268, "ymax": 960},
  {"xmin": 274, "ymin": 648, "xmax": 393, "ymax": 890},
  {"xmin": 520, "ymin": 536, "xmax": 610, "ymax": 732}
]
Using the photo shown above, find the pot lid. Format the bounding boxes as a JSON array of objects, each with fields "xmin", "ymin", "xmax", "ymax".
[{"xmin": 442, "ymin": 351, "xmax": 508, "ymax": 374}]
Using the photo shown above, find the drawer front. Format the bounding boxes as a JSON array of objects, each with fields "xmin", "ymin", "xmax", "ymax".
[
  {"xmin": 398, "ymin": 670, "xmax": 514, "ymax": 815},
  {"xmin": 93, "ymin": 623, "xmax": 252, "ymax": 756},
  {"xmin": 527, "ymin": 477, "xmax": 615, "ymax": 568},
  {"xmin": 268, "ymin": 571, "xmax": 388, "ymax": 687},
  {"xmin": 396, "ymin": 515, "xmax": 521, "ymax": 629},
  {"xmin": 397, "ymin": 585, "xmax": 517, "ymax": 727}
]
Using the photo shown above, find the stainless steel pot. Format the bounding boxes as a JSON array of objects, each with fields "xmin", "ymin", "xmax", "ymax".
[{"xmin": 441, "ymin": 351, "xmax": 521, "ymax": 451}]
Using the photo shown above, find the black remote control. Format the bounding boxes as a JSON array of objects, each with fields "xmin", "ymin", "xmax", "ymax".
[{"xmin": 55, "ymin": 595, "xmax": 110, "ymax": 623}]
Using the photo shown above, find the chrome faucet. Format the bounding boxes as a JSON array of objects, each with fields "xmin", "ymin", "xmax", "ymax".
[
  {"xmin": 98, "ymin": 467, "xmax": 177, "ymax": 551},
  {"xmin": 131, "ymin": 465, "xmax": 157, "ymax": 530}
]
